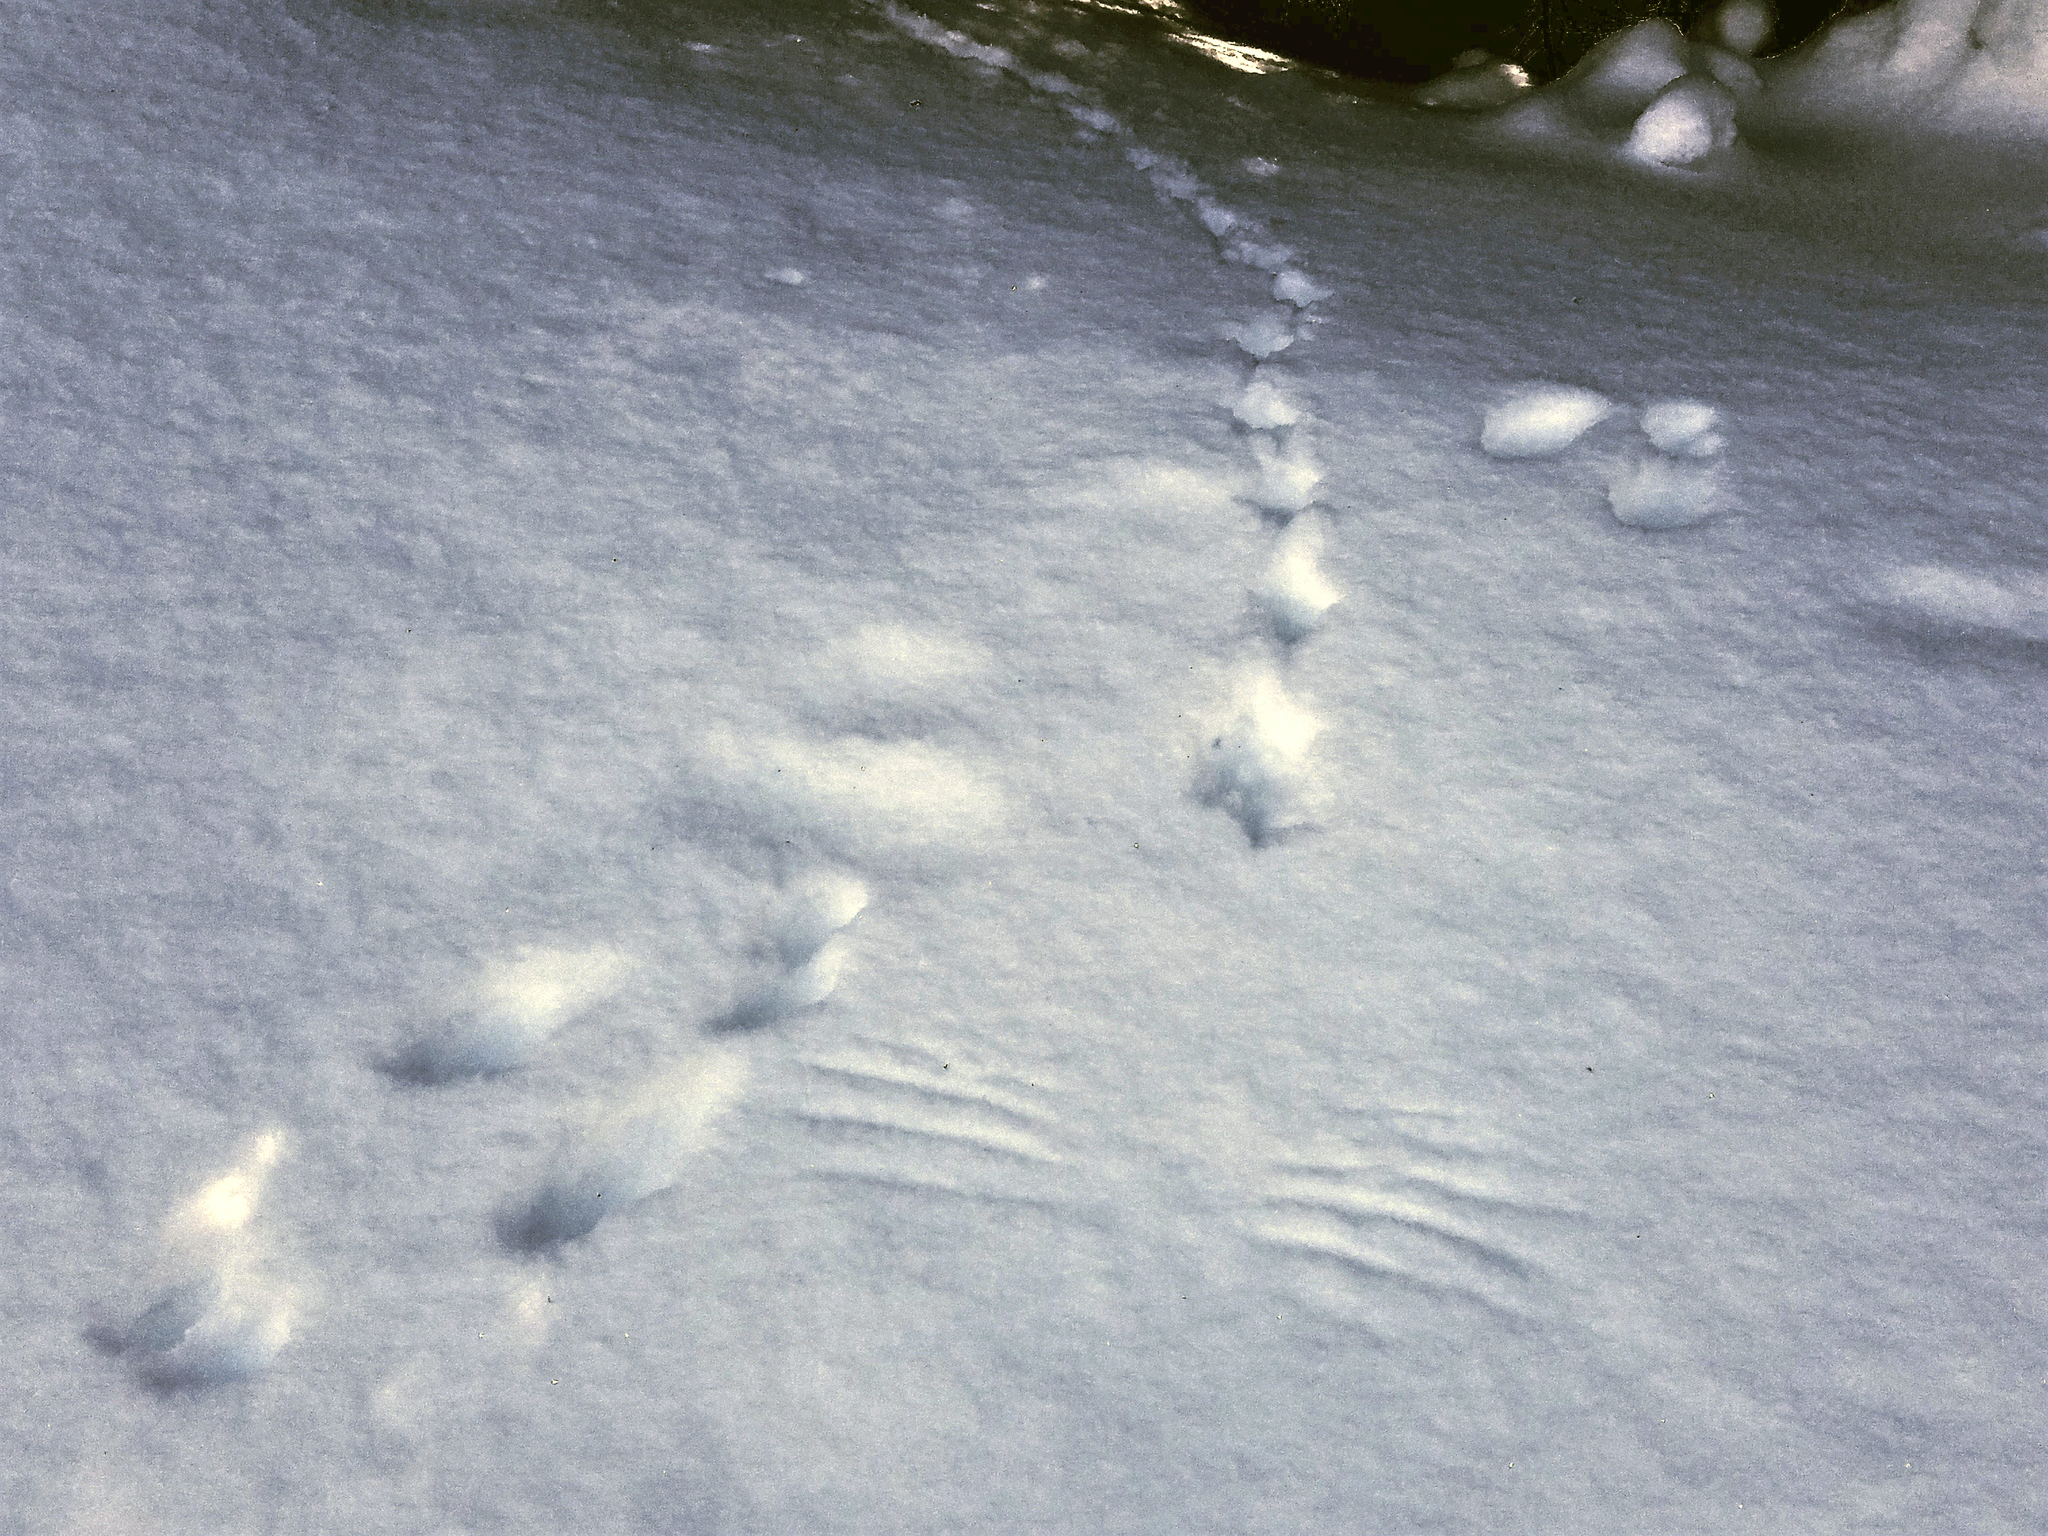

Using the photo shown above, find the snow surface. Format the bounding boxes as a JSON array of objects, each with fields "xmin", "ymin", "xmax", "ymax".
[{"xmin": 7, "ymin": 0, "xmax": 2048, "ymax": 1531}]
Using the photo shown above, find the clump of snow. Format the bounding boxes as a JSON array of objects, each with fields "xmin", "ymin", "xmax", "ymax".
[
  {"xmin": 1249, "ymin": 433, "xmax": 1323, "ymax": 516},
  {"xmin": 1627, "ymin": 75, "xmax": 1740, "ymax": 166},
  {"xmin": 98, "ymin": 1134, "xmax": 295, "ymax": 1388},
  {"xmin": 1693, "ymin": 0, "xmax": 1776, "ymax": 56},
  {"xmin": 1607, "ymin": 454, "xmax": 1721, "ymax": 527},
  {"xmin": 1196, "ymin": 669, "xmax": 1323, "ymax": 845},
  {"xmin": 392, "ymin": 946, "xmax": 631, "ymax": 1084},
  {"xmin": 1272, "ymin": 269, "xmax": 1333, "ymax": 307},
  {"xmin": 1226, "ymin": 308, "xmax": 1296, "ymax": 359},
  {"xmin": 1414, "ymin": 55, "xmax": 1533, "ymax": 111},
  {"xmin": 1255, "ymin": 516, "xmax": 1343, "ymax": 644},
  {"xmin": 1480, "ymin": 385, "xmax": 1614, "ymax": 457},
  {"xmin": 1233, "ymin": 372, "xmax": 1302, "ymax": 430},
  {"xmin": 1642, "ymin": 398, "xmax": 1724, "ymax": 456},
  {"xmin": 498, "ymin": 1052, "xmax": 749, "ymax": 1250}
]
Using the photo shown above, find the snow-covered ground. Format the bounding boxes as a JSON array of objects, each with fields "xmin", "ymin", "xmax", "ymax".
[{"xmin": 5, "ymin": 0, "xmax": 2045, "ymax": 1530}]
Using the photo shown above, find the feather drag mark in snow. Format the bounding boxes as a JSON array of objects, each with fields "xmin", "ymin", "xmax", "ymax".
[
  {"xmin": 89, "ymin": 1133, "xmax": 296, "ymax": 1389},
  {"xmin": 784, "ymin": 1039, "xmax": 1078, "ymax": 1213},
  {"xmin": 876, "ymin": 2, "xmax": 1348, "ymax": 847}
]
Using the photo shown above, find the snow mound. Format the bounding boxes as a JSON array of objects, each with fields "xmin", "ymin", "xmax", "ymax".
[
  {"xmin": 394, "ymin": 946, "xmax": 631, "ymax": 1083},
  {"xmin": 1226, "ymin": 309, "xmax": 1296, "ymax": 360},
  {"xmin": 1757, "ymin": 0, "xmax": 2048, "ymax": 138},
  {"xmin": 1693, "ymin": 0, "xmax": 1776, "ymax": 55},
  {"xmin": 1875, "ymin": 565, "xmax": 2048, "ymax": 640},
  {"xmin": 1249, "ymin": 434, "xmax": 1323, "ymax": 516},
  {"xmin": 1414, "ymin": 55, "xmax": 1533, "ymax": 111},
  {"xmin": 1255, "ymin": 516, "xmax": 1343, "ymax": 644},
  {"xmin": 1627, "ymin": 75, "xmax": 1740, "ymax": 166},
  {"xmin": 1642, "ymin": 398, "xmax": 1725, "ymax": 456},
  {"xmin": 101, "ymin": 1134, "xmax": 295, "ymax": 1388},
  {"xmin": 1544, "ymin": 19, "xmax": 1694, "ymax": 130},
  {"xmin": 1233, "ymin": 373, "xmax": 1302, "ymax": 430},
  {"xmin": 1196, "ymin": 670, "xmax": 1324, "ymax": 846},
  {"xmin": 498, "ymin": 1053, "xmax": 750, "ymax": 1251},
  {"xmin": 1607, "ymin": 454, "xmax": 1722, "ymax": 528},
  {"xmin": 1481, "ymin": 385, "xmax": 1614, "ymax": 457},
  {"xmin": 1272, "ymin": 270, "xmax": 1333, "ymax": 307}
]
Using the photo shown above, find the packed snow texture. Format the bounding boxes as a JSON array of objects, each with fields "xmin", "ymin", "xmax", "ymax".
[{"xmin": 9, "ymin": 0, "xmax": 2048, "ymax": 1531}]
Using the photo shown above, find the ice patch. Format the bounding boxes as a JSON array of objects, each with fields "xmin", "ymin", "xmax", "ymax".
[
  {"xmin": 1480, "ymin": 385, "xmax": 1614, "ymax": 457},
  {"xmin": 1256, "ymin": 516, "xmax": 1343, "ymax": 644},
  {"xmin": 1607, "ymin": 454, "xmax": 1721, "ymax": 528},
  {"xmin": 1226, "ymin": 309, "xmax": 1296, "ymax": 360},
  {"xmin": 498, "ymin": 1052, "xmax": 750, "ymax": 1250},
  {"xmin": 1273, "ymin": 270, "xmax": 1333, "ymax": 307},
  {"xmin": 1641, "ymin": 399, "xmax": 1724, "ymax": 457},
  {"xmin": 1249, "ymin": 434, "xmax": 1323, "ymax": 516},
  {"xmin": 1196, "ymin": 669, "xmax": 1324, "ymax": 846},
  {"xmin": 1234, "ymin": 373, "xmax": 1302, "ymax": 430},
  {"xmin": 1627, "ymin": 76, "xmax": 1740, "ymax": 166},
  {"xmin": 394, "ymin": 946, "xmax": 631, "ymax": 1084},
  {"xmin": 1875, "ymin": 566, "xmax": 2048, "ymax": 641},
  {"xmin": 100, "ymin": 1134, "xmax": 294, "ymax": 1388}
]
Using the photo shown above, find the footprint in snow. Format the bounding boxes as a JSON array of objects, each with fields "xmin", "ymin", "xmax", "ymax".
[
  {"xmin": 1196, "ymin": 668, "xmax": 1325, "ymax": 847},
  {"xmin": 712, "ymin": 871, "xmax": 868, "ymax": 1033},
  {"xmin": 388, "ymin": 945, "xmax": 631, "ymax": 1084},
  {"xmin": 90, "ymin": 1133, "xmax": 295, "ymax": 1389},
  {"xmin": 1256, "ymin": 516, "xmax": 1343, "ymax": 645},
  {"xmin": 497, "ymin": 1052, "xmax": 751, "ymax": 1252},
  {"xmin": 1227, "ymin": 309, "xmax": 1297, "ymax": 361}
]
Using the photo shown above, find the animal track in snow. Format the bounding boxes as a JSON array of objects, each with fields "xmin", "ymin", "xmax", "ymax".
[
  {"xmin": 1256, "ymin": 516, "xmax": 1343, "ymax": 645},
  {"xmin": 1226, "ymin": 309, "xmax": 1296, "ymax": 360},
  {"xmin": 1480, "ymin": 385, "xmax": 1614, "ymax": 458},
  {"xmin": 714, "ymin": 871, "xmax": 868, "ymax": 1032},
  {"xmin": 1196, "ymin": 668, "xmax": 1324, "ymax": 846},
  {"xmin": 1272, "ymin": 270, "xmax": 1333, "ymax": 308},
  {"xmin": 497, "ymin": 1051, "xmax": 751, "ymax": 1251},
  {"xmin": 93, "ymin": 1133, "xmax": 295, "ymax": 1388},
  {"xmin": 1607, "ymin": 453, "xmax": 1721, "ymax": 528},
  {"xmin": 391, "ymin": 945, "xmax": 631, "ymax": 1084},
  {"xmin": 1233, "ymin": 372, "xmax": 1302, "ymax": 430},
  {"xmin": 1248, "ymin": 433, "xmax": 1323, "ymax": 518}
]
